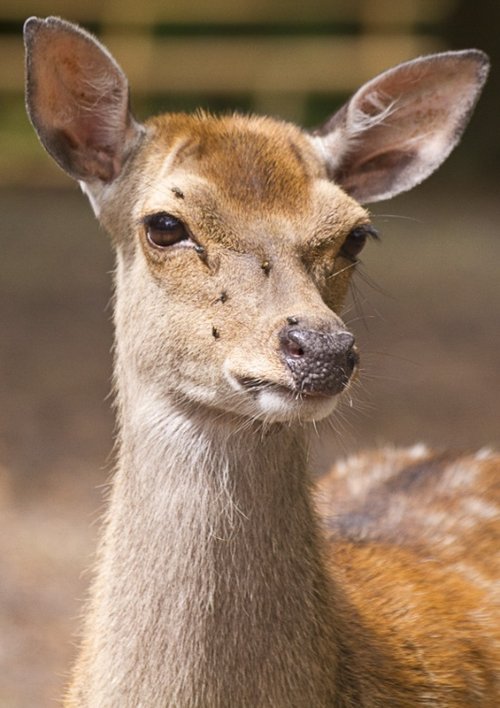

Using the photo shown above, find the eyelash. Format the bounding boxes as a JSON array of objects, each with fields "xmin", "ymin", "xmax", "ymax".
[{"xmin": 340, "ymin": 224, "xmax": 379, "ymax": 260}]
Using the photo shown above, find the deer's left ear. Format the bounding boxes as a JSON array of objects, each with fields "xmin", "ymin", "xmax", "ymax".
[{"xmin": 310, "ymin": 50, "xmax": 489, "ymax": 204}]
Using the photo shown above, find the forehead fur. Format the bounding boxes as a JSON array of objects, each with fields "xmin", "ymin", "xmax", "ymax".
[{"xmin": 142, "ymin": 112, "xmax": 326, "ymax": 213}]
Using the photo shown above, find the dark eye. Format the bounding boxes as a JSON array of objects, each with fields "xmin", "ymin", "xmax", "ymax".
[
  {"xmin": 144, "ymin": 212, "xmax": 189, "ymax": 248},
  {"xmin": 340, "ymin": 224, "xmax": 379, "ymax": 260}
]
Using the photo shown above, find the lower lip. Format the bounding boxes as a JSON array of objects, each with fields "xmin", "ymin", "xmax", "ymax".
[{"xmin": 260, "ymin": 383, "xmax": 335, "ymax": 401}]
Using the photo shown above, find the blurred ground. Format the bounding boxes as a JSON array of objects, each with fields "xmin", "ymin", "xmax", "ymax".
[{"xmin": 1, "ymin": 176, "xmax": 499, "ymax": 706}]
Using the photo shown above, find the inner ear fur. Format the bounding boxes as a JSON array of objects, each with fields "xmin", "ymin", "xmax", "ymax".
[
  {"xmin": 24, "ymin": 16, "xmax": 144, "ymax": 183},
  {"xmin": 311, "ymin": 50, "xmax": 490, "ymax": 204}
]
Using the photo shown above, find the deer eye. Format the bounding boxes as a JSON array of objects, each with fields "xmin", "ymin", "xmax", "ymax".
[
  {"xmin": 340, "ymin": 224, "xmax": 379, "ymax": 260},
  {"xmin": 144, "ymin": 213, "xmax": 189, "ymax": 248}
]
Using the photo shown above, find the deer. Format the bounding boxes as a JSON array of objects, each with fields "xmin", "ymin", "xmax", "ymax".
[{"xmin": 24, "ymin": 15, "xmax": 499, "ymax": 707}]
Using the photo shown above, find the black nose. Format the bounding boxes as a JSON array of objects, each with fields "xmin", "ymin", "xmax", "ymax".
[{"xmin": 279, "ymin": 325, "xmax": 358, "ymax": 396}]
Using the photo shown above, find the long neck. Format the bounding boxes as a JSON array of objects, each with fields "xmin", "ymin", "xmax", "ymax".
[{"xmin": 68, "ymin": 381, "xmax": 340, "ymax": 706}]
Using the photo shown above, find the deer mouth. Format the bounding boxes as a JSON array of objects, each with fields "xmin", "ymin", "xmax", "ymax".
[
  {"xmin": 235, "ymin": 376, "xmax": 336, "ymax": 400},
  {"xmin": 231, "ymin": 374, "xmax": 341, "ymax": 422}
]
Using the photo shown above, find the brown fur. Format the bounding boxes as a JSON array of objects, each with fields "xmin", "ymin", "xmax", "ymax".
[{"xmin": 23, "ymin": 17, "xmax": 498, "ymax": 707}]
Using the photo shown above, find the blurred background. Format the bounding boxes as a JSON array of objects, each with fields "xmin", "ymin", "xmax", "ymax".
[{"xmin": 1, "ymin": 1, "xmax": 499, "ymax": 705}]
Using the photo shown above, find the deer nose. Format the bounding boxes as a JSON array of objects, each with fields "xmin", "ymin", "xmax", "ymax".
[{"xmin": 279, "ymin": 325, "xmax": 358, "ymax": 396}]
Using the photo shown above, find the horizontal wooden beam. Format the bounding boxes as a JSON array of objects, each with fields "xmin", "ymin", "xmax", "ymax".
[
  {"xmin": 1, "ymin": 33, "xmax": 441, "ymax": 94},
  {"xmin": 3, "ymin": 0, "xmax": 453, "ymax": 26}
]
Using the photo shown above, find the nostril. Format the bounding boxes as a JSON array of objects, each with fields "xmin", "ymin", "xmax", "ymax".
[
  {"xmin": 280, "ymin": 329, "xmax": 308, "ymax": 359},
  {"xmin": 345, "ymin": 348, "xmax": 359, "ymax": 374},
  {"xmin": 288, "ymin": 342, "xmax": 304, "ymax": 357}
]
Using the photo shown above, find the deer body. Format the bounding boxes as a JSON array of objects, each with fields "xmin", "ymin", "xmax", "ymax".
[
  {"xmin": 69, "ymin": 403, "xmax": 500, "ymax": 706},
  {"xmin": 24, "ymin": 17, "xmax": 499, "ymax": 706}
]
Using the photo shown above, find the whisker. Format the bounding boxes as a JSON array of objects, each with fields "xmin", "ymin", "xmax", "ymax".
[
  {"xmin": 372, "ymin": 212, "xmax": 422, "ymax": 224},
  {"xmin": 327, "ymin": 261, "xmax": 358, "ymax": 280}
]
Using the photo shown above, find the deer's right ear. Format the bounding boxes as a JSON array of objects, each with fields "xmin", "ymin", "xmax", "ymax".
[{"xmin": 24, "ymin": 16, "xmax": 144, "ymax": 184}]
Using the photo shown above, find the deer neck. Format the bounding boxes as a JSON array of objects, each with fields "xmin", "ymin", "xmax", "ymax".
[{"xmin": 71, "ymin": 370, "xmax": 340, "ymax": 706}]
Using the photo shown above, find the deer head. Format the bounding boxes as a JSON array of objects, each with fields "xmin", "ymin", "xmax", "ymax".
[{"xmin": 24, "ymin": 17, "xmax": 489, "ymax": 424}]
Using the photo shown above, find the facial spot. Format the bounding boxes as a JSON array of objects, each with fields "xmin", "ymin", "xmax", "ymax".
[
  {"xmin": 212, "ymin": 290, "xmax": 228, "ymax": 304},
  {"xmin": 261, "ymin": 260, "xmax": 272, "ymax": 276},
  {"xmin": 171, "ymin": 186, "xmax": 184, "ymax": 199}
]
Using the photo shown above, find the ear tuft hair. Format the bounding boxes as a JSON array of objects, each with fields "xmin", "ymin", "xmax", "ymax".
[{"xmin": 310, "ymin": 50, "xmax": 489, "ymax": 203}]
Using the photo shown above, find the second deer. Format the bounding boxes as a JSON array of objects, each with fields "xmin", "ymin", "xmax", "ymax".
[{"xmin": 24, "ymin": 16, "xmax": 499, "ymax": 707}]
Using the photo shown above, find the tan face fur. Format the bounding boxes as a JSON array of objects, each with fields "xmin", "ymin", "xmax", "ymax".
[{"xmin": 102, "ymin": 113, "xmax": 369, "ymax": 423}]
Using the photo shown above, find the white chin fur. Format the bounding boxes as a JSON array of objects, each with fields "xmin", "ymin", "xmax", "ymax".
[{"xmin": 256, "ymin": 388, "xmax": 339, "ymax": 423}]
